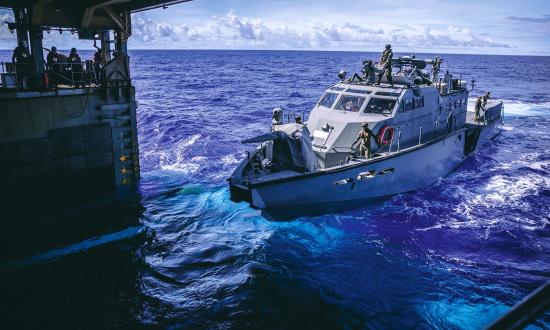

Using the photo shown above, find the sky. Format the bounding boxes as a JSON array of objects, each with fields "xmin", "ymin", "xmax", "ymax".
[{"xmin": 1, "ymin": 0, "xmax": 550, "ymax": 55}]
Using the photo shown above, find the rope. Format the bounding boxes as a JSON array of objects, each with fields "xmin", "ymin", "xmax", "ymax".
[{"xmin": 56, "ymin": 85, "xmax": 91, "ymax": 118}]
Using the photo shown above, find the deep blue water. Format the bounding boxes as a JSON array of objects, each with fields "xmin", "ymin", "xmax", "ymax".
[{"xmin": 1, "ymin": 50, "xmax": 549, "ymax": 329}]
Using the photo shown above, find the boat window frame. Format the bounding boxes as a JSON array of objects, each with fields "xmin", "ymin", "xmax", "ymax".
[
  {"xmin": 364, "ymin": 96, "xmax": 398, "ymax": 115},
  {"xmin": 334, "ymin": 93, "xmax": 367, "ymax": 113},
  {"xmin": 317, "ymin": 91, "xmax": 341, "ymax": 109},
  {"xmin": 401, "ymin": 95, "xmax": 425, "ymax": 112}
]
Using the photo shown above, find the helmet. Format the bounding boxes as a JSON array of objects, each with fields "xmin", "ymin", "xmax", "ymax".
[
  {"xmin": 385, "ymin": 44, "xmax": 391, "ymax": 49},
  {"xmin": 51, "ymin": 46, "xmax": 57, "ymax": 52},
  {"xmin": 362, "ymin": 122, "xmax": 369, "ymax": 128},
  {"xmin": 70, "ymin": 47, "xmax": 77, "ymax": 53}
]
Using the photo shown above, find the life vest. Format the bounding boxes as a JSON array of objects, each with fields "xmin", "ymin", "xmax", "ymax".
[{"xmin": 377, "ymin": 125, "xmax": 394, "ymax": 145}]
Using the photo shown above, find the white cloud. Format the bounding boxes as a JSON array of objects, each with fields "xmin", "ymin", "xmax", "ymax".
[
  {"xmin": 0, "ymin": 9, "xmax": 512, "ymax": 52},
  {"xmin": 130, "ymin": 10, "xmax": 512, "ymax": 51},
  {"xmin": 0, "ymin": 10, "xmax": 15, "ymax": 44}
]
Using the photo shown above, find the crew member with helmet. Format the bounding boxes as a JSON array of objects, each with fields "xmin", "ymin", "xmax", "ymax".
[
  {"xmin": 362, "ymin": 59, "xmax": 376, "ymax": 84},
  {"xmin": 68, "ymin": 47, "xmax": 83, "ymax": 88},
  {"xmin": 376, "ymin": 44, "xmax": 393, "ymax": 86},
  {"xmin": 482, "ymin": 91, "xmax": 491, "ymax": 106},
  {"xmin": 46, "ymin": 46, "xmax": 63, "ymax": 88},
  {"xmin": 93, "ymin": 49, "xmax": 104, "ymax": 84},
  {"xmin": 46, "ymin": 46, "xmax": 59, "ymax": 69},
  {"xmin": 12, "ymin": 41, "xmax": 33, "ymax": 89},
  {"xmin": 352, "ymin": 123, "xmax": 380, "ymax": 159},
  {"xmin": 474, "ymin": 95, "xmax": 485, "ymax": 122}
]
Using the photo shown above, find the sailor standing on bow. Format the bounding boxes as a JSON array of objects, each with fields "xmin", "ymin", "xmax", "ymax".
[
  {"xmin": 475, "ymin": 96, "xmax": 485, "ymax": 122},
  {"xmin": 482, "ymin": 91, "xmax": 491, "ymax": 106}
]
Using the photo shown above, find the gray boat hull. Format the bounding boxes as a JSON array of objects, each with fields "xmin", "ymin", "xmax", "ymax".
[
  {"xmin": 248, "ymin": 130, "xmax": 465, "ymax": 212},
  {"xmin": 229, "ymin": 104, "xmax": 503, "ymax": 219}
]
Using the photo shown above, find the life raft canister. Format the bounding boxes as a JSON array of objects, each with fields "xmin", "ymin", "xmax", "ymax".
[{"xmin": 377, "ymin": 125, "xmax": 394, "ymax": 145}]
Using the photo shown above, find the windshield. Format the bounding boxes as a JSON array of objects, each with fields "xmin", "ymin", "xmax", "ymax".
[
  {"xmin": 318, "ymin": 92, "xmax": 339, "ymax": 108},
  {"xmin": 334, "ymin": 95, "xmax": 366, "ymax": 112},
  {"xmin": 365, "ymin": 97, "xmax": 396, "ymax": 114}
]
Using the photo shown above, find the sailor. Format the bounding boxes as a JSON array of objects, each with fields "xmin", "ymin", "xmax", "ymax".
[
  {"xmin": 46, "ymin": 46, "xmax": 59, "ymax": 69},
  {"xmin": 474, "ymin": 96, "xmax": 485, "ymax": 122},
  {"xmin": 349, "ymin": 60, "xmax": 374, "ymax": 83},
  {"xmin": 68, "ymin": 47, "xmax": 83, "ymax": 88},
  {"xmin": 93, "ymin": 49, "xmax": 103, "ymax": 84},
  {"xmin": 12, "ymin": 41, "xmax": 31, "ymax": 64},
  {"xmin": 432, "ymin": 56, "xmax": 442, "ymax": 80},
  {"xmin": 362, "ymin": 59, "xmax": 376, "ymax": 84},
  {"xmin": 352, "ymin": 123, "xmax": 379, "ymax": 159},
  {"xmin": 46, "ymin": 46, "xmax": 62, "ymax": 88},
  {"xmin": 376, "ymin": 44, "xmax": 393, "ymax": 86},
  {"xmin": 482, "ymin": 91, "xmax": 491, "ymax": 106},
  {"xmin": 12, "ymin": 41, "xmax": 33, "ymax": 89}
]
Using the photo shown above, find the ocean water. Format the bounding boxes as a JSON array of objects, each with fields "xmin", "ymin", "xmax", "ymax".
[{"xmin": 1, "ymin": 50, "xmax": 549, "ymax": 329}]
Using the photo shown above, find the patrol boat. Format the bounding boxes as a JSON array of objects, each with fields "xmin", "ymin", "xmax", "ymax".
[{"xmin": 228, "ymin": 56, "xmax": 503, "ymax": 218}]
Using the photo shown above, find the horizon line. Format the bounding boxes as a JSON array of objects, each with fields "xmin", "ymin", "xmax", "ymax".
[{"xmin": 0, "ymin": 48, "xmax": 549, "ymax": 57}]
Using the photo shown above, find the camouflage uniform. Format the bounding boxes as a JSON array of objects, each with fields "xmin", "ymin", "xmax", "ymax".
[
  {"xmin": 482, "ymin": 92, "xmax": 491, "ymax": 106},
  {"xmin": 474, "ymin": 97, "xmax": 484, "ymax": 121},
  {"xmin": 377, "ymin": 46, "xmax": 393, "ymax": 86},
  {"xmin": 362, "ymin": 60, "xmax": 376, "ymax": 84},
  {"xmin": 356, "ymin": 126, "xmax": 376, "ymax": 158}
]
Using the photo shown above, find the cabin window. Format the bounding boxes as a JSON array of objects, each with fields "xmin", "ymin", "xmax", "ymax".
[
  {"xmin": 402, "ymin": 96, "xmax": 424, "ymax": 112},
  {"xmin": 318, "ymin": 92, "xmax": 339, "ymax": 109},
  {"xmin": 416, "ymin": 96, "xmax": 425, "ymax": 108},
  {"xmin": 404, "ymin": 98, "xmax": 413, "ymax": 111},
  {"xmin": 335, "ymin": 95, "xmax": 366, "ymax": 112},
  {"xmin": 376, "ymin": 91, "xmax": 401, "ymax": 97},
  {"xmin": 365, "ymin": 97, "xmax": 396, "ymax": 114}
]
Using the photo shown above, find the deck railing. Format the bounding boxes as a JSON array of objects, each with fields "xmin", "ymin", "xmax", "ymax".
[{"xmin": 0, "ymin": 61, "xmax": 101, "ymax": 92}]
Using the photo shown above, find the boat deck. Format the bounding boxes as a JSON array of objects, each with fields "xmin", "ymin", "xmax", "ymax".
[
  {"xmin": 466, "ymin": 100, "xmax": 503, "ymax": 127},
  {"xmin": 466, "ymin": 110, "xmax": 484, "ymax": 126}
]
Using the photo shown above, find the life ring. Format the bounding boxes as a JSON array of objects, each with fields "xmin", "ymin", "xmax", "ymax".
[{"xmin": 377, "ymin": 125, "xmax": 394, "ymax": 145}]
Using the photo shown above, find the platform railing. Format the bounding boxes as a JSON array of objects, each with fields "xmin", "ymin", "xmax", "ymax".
[{"xmin": 0, "ymin": 61, "xmax": 101, "ymax": 92}]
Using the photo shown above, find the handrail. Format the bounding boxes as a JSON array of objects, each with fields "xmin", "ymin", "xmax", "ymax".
[
  {"xmin": 1, "ymin": 61, "xmax": 99, "ymax": 92},
  {"xmin": 485, "ymin": 281, "xmax": 550, "ymax": 330}
]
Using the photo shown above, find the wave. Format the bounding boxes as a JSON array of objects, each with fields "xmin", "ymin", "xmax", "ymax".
[
  {"xmin": 154, "ymin": 134, "xmax": 203, "ymax": 172},
  {"xmin": 501, "ymin": 100, "xmax": 550, "ymax": 117},
  {"xmin": 467, "ymin": 98, "xmax": 550, "ymax": 117}
]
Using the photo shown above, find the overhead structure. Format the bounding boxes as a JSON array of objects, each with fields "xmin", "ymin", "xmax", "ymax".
[{"xmin": 0, "ymin": 0, "xmax": 191, "ymax": 31}]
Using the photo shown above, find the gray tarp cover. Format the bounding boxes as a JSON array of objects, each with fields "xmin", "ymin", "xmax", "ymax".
[{"xmin": 243, "ymin": 123, "xmax": 317, "ymax": 172}]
